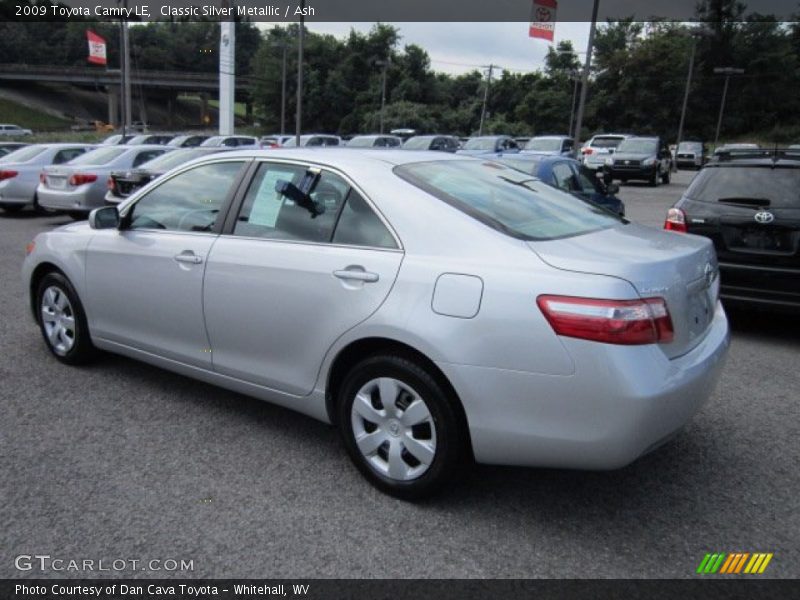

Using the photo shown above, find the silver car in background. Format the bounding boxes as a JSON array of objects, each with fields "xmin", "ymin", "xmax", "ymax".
[
  {"xmin": 0, "ymin": 143, "xmax": 95, "ymax": 214},
  {"xmin": 22, "ymin": 149, "xmax": 729, "ymax": 499},
  {"xmin": 37, "ymin": 145, "xmax": 170, "ymax": 219}
]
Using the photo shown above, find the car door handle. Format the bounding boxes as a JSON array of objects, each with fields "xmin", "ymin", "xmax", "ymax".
[
  {"xmin": 333, "ymin": 269, "xmax": 379, "ymax": 283},
  {"xmin": 174, "ymin": 252, "xmax": 203, "ymax": 265}
]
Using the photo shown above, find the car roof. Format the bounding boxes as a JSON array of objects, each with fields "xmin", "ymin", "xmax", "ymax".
[
  {"xmin": 531, "ymin": 135, "xmax": 571, "ymax": 140},
  {"xmin": 198, "ymin": 148, "xmax": 473, "ymax": 169}
]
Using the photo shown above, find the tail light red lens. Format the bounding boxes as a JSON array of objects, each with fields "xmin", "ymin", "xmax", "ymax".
[
  {"xmin": 537, "ymin": 295, "xmax": 674, "ymax": 345},
  {"xmin": 69, "ymin": 173, "xmax": 98, "ymax": 186},
  {"xmin": 39, "ymin": 172, "xmax": 46, "ymax": 184},
  {"xmin": 664, "ymin": 207, "xmax": 687, "ymax": 233},
  {"xmin": 583, "ymin": 148, "xmax": 593, "ymax": 155},
  {"xmin": 107, "ymin": 176, "xmax": 115, "ymax": 191},
  {"xmin": 0, "ymin": 169, "xmax": 18, "ymax": 181}
]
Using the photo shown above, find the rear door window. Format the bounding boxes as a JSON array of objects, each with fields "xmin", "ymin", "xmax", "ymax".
[{"xmin": 686, "ymin": 167, "xmax": 800, "ymax": 208}]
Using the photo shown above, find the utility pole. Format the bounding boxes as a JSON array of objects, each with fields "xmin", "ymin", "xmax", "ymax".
[
  {"xmin": 279, "ymin": 43, "xmax": 287, "ymax": 136},
  {"xmin": 376, "ymin": 59, "xmax": 389, "ymax": 134},
  {"xmin": 572, "ymin": 0, "xmax": 600, "ymax": 147},
  {"xmin": 478, "ymin": 64, "xmax": 495, "ymax": 136},
  {"xmin": 119, "ymin": 4, "xmax": 131, "ymax": 134},
  {"xmin": 295, "ymin": 0, "xmax": 305, "ymax": 145},
  {"xmin": 568, "ymin": 70, "xmax": 580, "ymax": 136},
  {"xmin": 713, "ymin": 67, "xmax": 744, "ymax": 147},
  {"xmin": 218, "ymin": 1, "xmax": 236, "ymax": 136}
]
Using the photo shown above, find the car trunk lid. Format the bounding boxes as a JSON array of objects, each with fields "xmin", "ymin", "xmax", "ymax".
[{"xmin": 528, "ymin": 223, "xmax": 719, "ymax": 359}]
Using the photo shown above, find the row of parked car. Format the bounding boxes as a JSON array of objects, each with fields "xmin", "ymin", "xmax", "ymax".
[{"xmin": 0, "ymin": 130, "xmax": 631, "ymax": 218}]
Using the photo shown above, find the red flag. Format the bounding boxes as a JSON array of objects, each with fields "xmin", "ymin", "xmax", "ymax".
[
  {"xmin": 529, "ymin": 0, "xmax": 557, "ymax": 42},
  {"xmin": 86, "ymin": 30, "xmax": 107, "ymax": 66}
]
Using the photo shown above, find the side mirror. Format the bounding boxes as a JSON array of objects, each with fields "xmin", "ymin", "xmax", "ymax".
[
  {"xmin": 606, "ymin": 183, "xmax": 620, "ymax": 195},
  {"xmin": 88, "ymin": 206, "xmax": 120, "ymax": 229}
]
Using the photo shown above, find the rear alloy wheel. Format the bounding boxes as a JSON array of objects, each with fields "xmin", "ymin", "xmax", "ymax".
[
  {"xmin": 36, "ymin": 272, "xmax": 96, "ymax": 364},
  {"xmin": 338, "ymin": 355, "xmax": 464, "ymax": 499}
]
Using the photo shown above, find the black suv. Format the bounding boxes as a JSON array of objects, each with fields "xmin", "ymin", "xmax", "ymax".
[
  {"xmin": 665, "ymin": 149, "xmax": 800, "ymax": 311},
  {"xmin": 603, "ymin": 136, "xmax": 672, "ymax": 186}
]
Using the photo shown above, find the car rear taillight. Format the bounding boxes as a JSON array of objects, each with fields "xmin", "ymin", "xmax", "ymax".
[
  {"xmin": 107, "ymin": 176, "xmax": 116, "ymax": 191},
  {"xmin": 664, "ymin": 207, "xmax": 687, "ymax": 233},
  {"xmin": 69, "ymin": 173, "xmax": 97, "ymax": 186},
  {"xmin": 39, "ymin": 172, "xmax": 46, "ymax": 184},
  {"xmin": 0, "ymin": 169, "xmax": 18, "ymax": 181},
  {"xmin": 582, "ymin": 147, "xmax": 593, "ymax": 155},
  {"xmin": 537, "ymin": 295, "xmax": 674, "ymax": 345}
]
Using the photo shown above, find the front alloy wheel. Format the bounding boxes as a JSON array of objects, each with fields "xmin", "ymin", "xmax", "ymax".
[
  {"xmin": 338, "ymin": 355, "xmax": 465, "ymax": 499},
  {"xmin": 36, "ymin": 272, "xmax": 96, "ymax": 364}
]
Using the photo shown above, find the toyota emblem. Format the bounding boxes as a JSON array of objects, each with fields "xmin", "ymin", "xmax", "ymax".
[{"xmin": 754, "ymin": 211, "xmax": 774, "ymax": 224}]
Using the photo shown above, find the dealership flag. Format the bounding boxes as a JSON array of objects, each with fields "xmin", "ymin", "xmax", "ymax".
[
  {"xmin": 529, "ymin": 0, "xmax": 557, "ymax": 41},
  {"xmin": 86, "ymin": 30, "xmax": 107, "ymax": 66}
]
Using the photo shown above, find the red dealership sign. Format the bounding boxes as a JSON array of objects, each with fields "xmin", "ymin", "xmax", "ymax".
[{"xmin": 529, "ymin": 0, "xmax": 557, "ymax": 41}]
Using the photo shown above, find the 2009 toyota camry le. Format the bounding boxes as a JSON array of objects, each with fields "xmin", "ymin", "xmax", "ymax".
[{"xmin": 22, "ymin": 149, "xmax": 730, "ymax": 499}]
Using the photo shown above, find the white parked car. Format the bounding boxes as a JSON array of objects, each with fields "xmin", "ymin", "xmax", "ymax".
[
  {"xmin": 0, "ymin": 123, "xmax": 33, "ymax": 137},
  {"xmin": 580, "ymin": 133, "xmax": 632, "ymax": 170}
]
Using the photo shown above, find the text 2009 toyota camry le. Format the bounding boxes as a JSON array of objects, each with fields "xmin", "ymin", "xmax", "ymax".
[{"xmin": 22, "ymin": 150, "xmax": 729, "ymax": 499}]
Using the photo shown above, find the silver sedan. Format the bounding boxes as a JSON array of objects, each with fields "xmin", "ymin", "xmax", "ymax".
[
  {"xmin": 0, "ymin": 144, "xmax": 95, "ymax": 213},
  {"xmin": 22, "ymin": 149, "xmax": 730, "ymax": 499},
  {"xmin": 36, "ymin": 145, "xmax": 171, "ymax": 219}
]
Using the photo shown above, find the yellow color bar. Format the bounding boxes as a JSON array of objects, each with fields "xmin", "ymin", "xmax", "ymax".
[
  {"xmin": 758, "ymin": 553, "xmax": 773, "ymax": 574},
  {"xmin": 744, "ymin": 554, "xmax": 761, "ymax": 574}
]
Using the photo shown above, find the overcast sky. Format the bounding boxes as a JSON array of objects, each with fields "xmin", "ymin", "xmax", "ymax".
[{"xmin": 259, "ymin": 22, "xmax": 592, "ymax": 75}]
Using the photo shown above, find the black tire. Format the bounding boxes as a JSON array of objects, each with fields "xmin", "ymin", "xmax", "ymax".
[
  {"xmin": 649, "ymin": 169, "xmax": 660, "ymax": 187},
  {"xmin": 32, "ymin": 194, "xmax": 54, "ymax": 215},
  {"xmin": 36, "ymin": 272, "xmax": 96, "ymax": 365},
  {"xmin": 68, "ymin": 211, "xmax": 87, "ymax": 221},
  {"xmin": 337, "ymin": 354, "xmax": 466, "ymax": 500},
  {"xmin": 661, "ymin": 168, "xmax": 671, "ymax": 184},
  {"xmin": 0, "ymin": 203, "xmax": 23, "ymax": 214}
]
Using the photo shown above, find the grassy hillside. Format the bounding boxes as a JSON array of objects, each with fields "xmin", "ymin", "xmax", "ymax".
[{"xmin": 0, "ymin": 96, "xmax": 71, "ymax": 131}]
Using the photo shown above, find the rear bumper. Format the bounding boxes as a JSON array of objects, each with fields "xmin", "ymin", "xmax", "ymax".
[
  {"xmin": 438, "ymin": 301, "xmax": 729, "ymax": 469},
  {"xmin": 719, "ymin": 261, "xmax": 800, "ymax": 311},
  {"xmin": 36, "ymin": 184, "xmax": 101, "ymax": 213}
]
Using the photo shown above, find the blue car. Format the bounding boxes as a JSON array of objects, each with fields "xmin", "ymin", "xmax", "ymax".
[
  {"xmin": 496, "ymin": 155, "xmax": 625, "ymax": 216},
  {"xmin": 456, "ymin": 135, "xmax": 520, "ymax": 157}
]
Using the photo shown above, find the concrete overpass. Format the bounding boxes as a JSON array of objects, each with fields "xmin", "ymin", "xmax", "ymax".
[{"xmin": 0, "ymin": 64, "xmax": 255, "ymax": 126}]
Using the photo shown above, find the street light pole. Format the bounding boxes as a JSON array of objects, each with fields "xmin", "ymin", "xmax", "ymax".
[
  {"xmin": 376, "ymin": 59, "xmax": 389, "ymax": 134},
  {"xmin": 676, "ymin": 27, "xmax": 712, "ymax": 155},
  {"xmin": 713, "ymin": 67, "xmax": 744, "ymax": 147},
  {"xmin": 272, "ymin": 42, "xmax": 287, "ymax": 136},
  {"xmin": 572, "ymin": 0, "xmax": 600, "ymax": 146},
  {"xmin": 295, "ymin": 1, "xmax": 304, "ymax": 146}
]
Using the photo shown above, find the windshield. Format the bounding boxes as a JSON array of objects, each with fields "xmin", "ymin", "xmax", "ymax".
[
  {"xmin": 525, "ymin": 138, "xmax": 562, "ymax": 152},
  {"xmin": 463, "ymin": 138, "xmax": 497, "ymax": 151},
  {"xmin": 616, "ymin": 139, "xmax": 658, "ymax": 154},
  {"xmin": 686, "ymin": 166, "xmax": 800, "ymax": 209},
  {"xmin": 678, "ymin": 142, "xmax": 702, "ymax": 152},
  {"xmin": 395, "ymin": 160, "xmax": 621, "ymax": 241},
  {"xmin": 137, "ymin": 149, "xmax": 210, "ymax": 171},
  {"xmin": 0, "ymin": 145, "xmax": 45, "ymax": 163},
  {"xmin": 347, "ymin": 137, "xmax": 376, "ymax": 148},
  {"xmin": 590, "ymin": 136, "xmax": 624, "ymax": 149},
  {"xmin": 200, "ymin": 137, "xmax": 224, "ymax": 147},
  {"xmin": 403, "ymin": 137, "xmax": 433, "ymax": 150},
  {"xmin": 495, "ymin": 157, "xmax": 541, "ymax": 176},
  {"xmin": 67, "ymin": 147, "xmax": 127, "ymax": 166}
]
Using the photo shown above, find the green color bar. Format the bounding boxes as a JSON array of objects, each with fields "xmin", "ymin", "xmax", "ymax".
[
  {"xmin": 697, "ymin": 554, "xmax": 712, "ymax": 574},
  {"xmin": 710, "ymin": 553, "xmax": 727, "ymax": 573}
]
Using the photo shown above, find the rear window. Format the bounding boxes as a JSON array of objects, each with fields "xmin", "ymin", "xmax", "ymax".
[
  {"xmin": 0, "ymin": 145, "xmax": 45, "ymax": 163},
  {"xmin": 395, "ymin": 160, "xmax": 621, "ymax": 241},
  {"xmin": 525, "ymin": 138, "xmax": 562, "ymax": 152},
  {"xmin": 139, "ymin": 148, "xmax": 211, "ymax": 171},
  {"xmin": 590, "ymin": 137, "xmax": 624, "ymax": 149},
  {"xmin": 403, "ymin": 137, "xmax": 433, "ymax": 150},
  {"xmin": 68, "ymin": 147, "xmax": 127, "ymax": 165},
  {"xmin": 463, "ymin": 138, "xmax": 496, "ymax": 151},
  {"xmin": 686, "ymin": 166, "xmax": 800, "ymax": 209}
]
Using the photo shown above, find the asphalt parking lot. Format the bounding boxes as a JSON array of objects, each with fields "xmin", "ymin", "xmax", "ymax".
[{"xmin": 1, "ymin": 168, "xmax": 798, "ymax": 579}]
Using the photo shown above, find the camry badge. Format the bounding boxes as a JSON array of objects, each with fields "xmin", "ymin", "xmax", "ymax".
[{"xmin": 754, "ymin": 211, "xmax": 774, "ymax": 224}]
